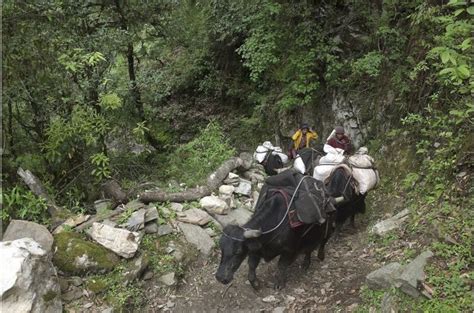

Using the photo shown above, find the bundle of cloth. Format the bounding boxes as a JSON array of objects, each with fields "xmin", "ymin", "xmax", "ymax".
[
  {"xmin": 348, "ymin": 147, "xmax": 379, "ymax": 194},
  {"xmin": 313, "ymin": 144, "xmax": 345, "ymax": 181},
  {"xmin": 313, "ymin": 146, "xmax": 379, "ymax": 195},
  {"xmin": 254, "ymin": 141, "xmax": 289, "ymax": 164}
]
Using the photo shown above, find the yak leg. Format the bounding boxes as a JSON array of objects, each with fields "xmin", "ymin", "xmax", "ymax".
[
  {"xmin": 350, "ymin": 213, "xmax": 356, "ymax": 228},
  {"xmin": 247, "ymin": 254, "xmax": 261, "ymax": 290},
  {"xmin": 301, "ymin": 250, "xmax": 312, "ymax": 271},
  {"xmin": 274, "ymin": 253, "xmax": 298, "ymax": 290}
]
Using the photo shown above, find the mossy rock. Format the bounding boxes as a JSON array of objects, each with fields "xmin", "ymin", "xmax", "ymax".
[{"xmin": 53, "ymin": 232, "xmax": 119, "ymax": 276}]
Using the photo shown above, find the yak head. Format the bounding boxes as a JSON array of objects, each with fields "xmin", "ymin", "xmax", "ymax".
[{"xmin": 215, "ymin": 224, "xmax": 262, "ymax": 285}]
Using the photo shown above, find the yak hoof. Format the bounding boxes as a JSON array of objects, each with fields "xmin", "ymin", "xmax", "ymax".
[
  {"xmin": 250, "ymin": 278, "xmax": 261, "ymax": 290},
  {"xmin": 273, "ymin": 279, "xmax": 286, "ymax": 290}
]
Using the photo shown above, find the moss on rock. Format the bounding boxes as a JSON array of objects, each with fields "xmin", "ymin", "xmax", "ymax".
[{"xmin": 53, "ymin": 232, "xmax": 119, "ymax": 275}]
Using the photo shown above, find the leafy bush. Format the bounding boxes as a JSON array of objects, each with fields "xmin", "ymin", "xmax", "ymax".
[
  {"xmin": 352, "ymin": 51, "xmax": 385, "ymax": 77},
  {"xmin": 166, "ymin": 121, "xmax": 235, "ymax": 186},
  {"xmin": 3, "ymin": 186, "xmax": 50, "ymax": 225}
]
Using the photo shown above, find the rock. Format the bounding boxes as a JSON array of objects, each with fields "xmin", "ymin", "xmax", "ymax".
[
  {"xmin": 200, "ymin": 196, "xmax": 229, "ymax": 215},
  {"xmin": 123, "ymin": 254, "xmax": 149, "ymax": 284},
  {"xmin": 3, "ymin": 220, "xmax": 54, "ymax": 253},
  {"xmin": 102, "ymin": 219, "xmax": 117, "ymax": 227},
  {"xmin": 94, "ymin": 199, "xmax": 112, "ymax": 212},
  {"xmin": 177, "ymin": 208, "xmax": 211, "ymax": 226},
  {"xmin": 89, "ymin": 223, "xmax": 140, "ymax": 258},
  {"xmin": 58, "ymin": 278, "xmax": 69, "ymax": 293},
  {"xmin": 371, "ymin": 209, "xmax": 410, "ymax": 236},
  {"xmin": 212, "ymin": 207, "xmax": 252, "ymax": 227},
  {"xmin": 166, "ymin": 300, "xmax": 175, "ymax": 308},
  {"xmin": 433, "ymin": 142, "xmax": 441, "ymax": 148},
  {"xmin": 143, "ymin": 271, "xmax": 154, "ymax": 280},
  {"xmin": 381, "ymin": 292, "xmax": 398, "ymax": 313},
  {"xmin": 366, "ymin": 262, "xmax": 403, "ymax": 290},
  {"xmin": 170, "ymin": 202, "xmax": 184, "ymax": 212},
  {"xmin": 205, "ymin": 227, "xmax": 216, "ymax": 237},
  {"xmin": 157, "ymin": 224, "xmax": 174, "ymax": 237},
  {"xmin": 172, "ymin": 249, "xmax": 184, "ymax": 262},
  {"xmin": 234, "ymin": 179, "xmax": 252, "ymax": 196},
  {"xmin": 70, "ymin": 276, "xmax": 83, "ymax": 287},
  {"xmin": 252, "ymin": 191, "xmax": 260, "ymax": 208},
  {"xmin": 53, "ymin": 214, "xmax": 91, "ymax": 234},
  {"xmin": 53, "ymin": 232, "xmax": 119, "ymax": 275},
  {"xmin": 395, "ymin": 250, "xmax": 434, "ymax": 298},
  {"xmin": 84, "ymin": 302, "xmax": 94, "ymax": 309},
  {"xmin": 159, "ymin": 272, "xmax": 176, "ymax": 286},
  {"xmin": 273, "ymin": 307, "xmax": 286, "ymax": 313},
  {"xmin": 121, "ymin": 208, "xmax": 146, "ymax": 231},
  {"xmin": 101, "ymin": 307, "xmax": 113, "ymax": 313},
  {"xmin": 219, "ymin": 185, "xmax": 235, "ymax": 196},
  {"xmin": 223, "ymin": 172, "xmax": 240, "ymax": 186},
  {"xmin": 61, "ymin": 285, "xmax": 83, "ymax": 302},
  {"xmin": 347, "ymin": 303, "xmax": 359, "ymax": 312},
  {"xmin": 0, "ymin": 238, "xmax": 62, "ymax": 312},
  {"xmin": 145, "ymin": 205, "xmax": 159, "ymax": 222},
  {"xmin": 262, "ymin": 295, "xmax": 279, "ymax": 303},
  {"xmin": 178, "ymin": 222, "xmax": 215, "ymax": 255},
  {"xmin": 124, "ymin": 199, "xmax": 146, "ymax": 211},
  {"xmin": 239, "ymin": 152, "xmax": 253, "ymax": 170},
  {"xmin": 144, "ymin": 223, "xmax": 159, "ymax": 234},
  {"xmin": 244, "ymin": 171, "xmax": 265, "ymax": 184}
]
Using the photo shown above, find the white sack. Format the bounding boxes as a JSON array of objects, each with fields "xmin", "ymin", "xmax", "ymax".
[
  {"xmin": 319, "ymin": 145, "xmax": 345, "ymax": 165},
  {"xmin": 294, "ymin": 155, "xmax": 306, "ymax": 174},
  {"xmin": 353, "ymin": 168, "xmax": 379, "ymax": 194},
  {"xmin": 313, "ymin": 165, "xmax": 335, "ymax": 181},
  {"xmin": 254, "ymin": 145, "xmax": 268, "ymax": 163},
  {"xmin": 349, "ymin": 154, "xmax": 374, "ymax": 168}
]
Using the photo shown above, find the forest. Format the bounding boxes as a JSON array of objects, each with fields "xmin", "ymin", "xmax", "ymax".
[{"xmin": 1, "ymin": 0, "xmax": 473, "ymax": 312}]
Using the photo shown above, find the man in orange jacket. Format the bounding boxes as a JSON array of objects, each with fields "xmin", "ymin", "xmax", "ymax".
[{"xmin": 288, "ymin": 123, "xmax": 318, "ymax": 159}]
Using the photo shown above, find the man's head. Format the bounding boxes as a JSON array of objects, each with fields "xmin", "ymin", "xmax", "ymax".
[
  {"xmin": 301, "ymin": 123, "xmax": 309, "ymax": 134},
  {"xmin": 335, "ymin": 126, "xmax": 345, "ymax": 139}
]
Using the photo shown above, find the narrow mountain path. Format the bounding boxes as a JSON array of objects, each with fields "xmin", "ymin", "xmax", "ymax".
[{"xmin": 144, "ymin": 219, "xmax": 377, "ymax": 312}]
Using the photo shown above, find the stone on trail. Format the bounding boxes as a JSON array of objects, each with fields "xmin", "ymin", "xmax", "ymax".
[
  {"xmin": 3, "ymin": 219, "xmax": 54, "ymax": 253},
  {"xmin": 381, "ymin": 292, "xmax": 398, "ymax": 313},
  {"xmin": 178, "ymin": 222, "xmax": 215, "ymax": 255},
  {"xmin": 144, "ymin": 205, "xmax": 159, "ymax": 223},
  {"xmin": 89, "ymin": 222, "xmax": 141, "ymax": 258},
  {"xmin": 144, "ymin": 222, "xmax": 159, "ymax": 234},
  {"xmin": 170, "ymin": 202, "xmax": 184, "ymax": 212},
  {"xmin": 157, "ymin": 224, "xmax": 174, "ymax": 237},
  {"xmin": 200, "ymin": 195, "xmax": 229, "ymax": 214},
  {"xmin": 53, "ymin": 214, "xmax": 90, "ymax": 234},
  {"xmin": 212, "ymin": 207, "xmax": 252, "ymax": 227},
  {"xmin": 370, "ymin": 209, "xmax": 410, "ymax": 236},
  {"xmin": 159, "ymin": 272, "xmax": 176, "ymax": 286},
  {"xmin": 223, "ymin": 172, "xmax": 240, "ymax": 186},
  {"xmin": 177, "ymin": 208, "xmax": 211, "ymax": 226},
  {"xmin": 219, "ymin": 185, "xmax": 235, "ymax": 197},
  {"xmin": 366, "ymin": 262, "xmax": 403, "ymax": 290},
  {"xmin": 395, "ymin": 250, "xmax": 434, "ymax": 298},
  {"xmin": 0, "ymin": 238, "xmax": 62, "ymax": 312},
  {"xmin": 121, "ymin": 208, "xmax": 146, "ymax": 231},
  {"xmin": 123, "ymin": 253, "xmax": 150, "ymax": 284},
  {"xmin": 262, "ymin": 295, "xmax": 279, "ymax": 303},
  {"xmin": 53, "ymin": 232, "xmax": 119, "ymax": 275},
  {"xmin": 234, "ymin": 179, "xmax": 252, "ymax": 197}
]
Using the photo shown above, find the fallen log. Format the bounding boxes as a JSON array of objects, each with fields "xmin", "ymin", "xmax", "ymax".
[
  {"xmin": 138, "ymin": 153, "xmax": 253, "ymax": 203},
  {"xmin": 17, "ymin": 167, "xmax": 63, "ymax": 217},
  {"xmin": 102, "ymin": 180, "xmax": 128, "ymax": 204},
  {"xmin": 75, "ymin": 204, "xmax": 127, "ymax": 231}
]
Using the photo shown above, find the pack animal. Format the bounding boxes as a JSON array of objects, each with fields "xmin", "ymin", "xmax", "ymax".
[
  {"xmin": 215, "ymin": 185, "xmax": 334, "ymax": 290},
  {"xmin": 325, "ymin": 167, "xmax": 366, "ymax": 233}
]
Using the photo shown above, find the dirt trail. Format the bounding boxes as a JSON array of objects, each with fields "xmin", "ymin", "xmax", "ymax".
[{"xmin": 144, "ymin": 221, "xmax": 377, "ymax": 312}]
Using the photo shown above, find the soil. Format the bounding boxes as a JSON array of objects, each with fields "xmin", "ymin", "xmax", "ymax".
[{"xmin": 144, "ymin": 220, "xmax": 377, "ymax": 312}]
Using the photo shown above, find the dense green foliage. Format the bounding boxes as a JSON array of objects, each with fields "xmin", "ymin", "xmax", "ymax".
[{"xmin": 2, "ymin": 0, "xmax": 472, "ymax": 309}]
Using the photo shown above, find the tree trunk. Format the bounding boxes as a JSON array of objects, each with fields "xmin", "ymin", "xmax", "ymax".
[{"xmin": 138, "ymin": 153, "xmax": 253, "ymax": 203}]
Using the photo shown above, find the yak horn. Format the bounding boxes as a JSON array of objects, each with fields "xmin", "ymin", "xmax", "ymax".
[
  {"xmin": 334, "ymin": 196, "xmax": 345, "ymax": 204},
  {"xmin": 243, "ymin": 229, "xmax": 262, "ymax": 238}
]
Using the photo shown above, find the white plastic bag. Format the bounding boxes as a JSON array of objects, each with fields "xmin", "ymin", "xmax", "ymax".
[
  {"xmin": 313, "ymin": 165, "xmax": 335, "ymax": 181},
  {"xmin": 294, "ymin": 155, "xmax": 306, "ymax": 174},
  {"xmin": 348, "ymin": 147, "xmax": 374, "ymax": 168},
  {"xmin": 319, "ymin": 145, "xmax": 345, "ymax": 165},
  {"xmin": 253, "ymin": 145, "xmax": 268, "ymax": 163},
  {"xmin": 352, "ymin": 168, "xmax": 379, "ymax": 194}
]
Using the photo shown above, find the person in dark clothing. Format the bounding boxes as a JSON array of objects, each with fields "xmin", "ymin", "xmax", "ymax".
[{"xmin": 327, "ymin": 126, "xmax": 352, "ymax": 154}]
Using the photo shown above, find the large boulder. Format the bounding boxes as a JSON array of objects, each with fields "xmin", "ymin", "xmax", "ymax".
[
  {"xmin": 0, "ymin": 238, "xmax": 62, "ymax": 312},
  {"xmin": 89, "ymin": 223, "xmax": 140, "ymax": 258},
  {"xmin": 3, "ymin": 219, "xmax": 54, "ymax": 253},
  {"xmin": 200, "ymin": 196, "xmax": 229, "ymax": 215},
  {"xmin": 177, "ymin": 222, "xmax": 215, "ymax": 255},
  {"xmin": 212, "ymin": 207, "xmax": 252, "ymax": 227},
  {"xmin": 395, "ymin": 250, "xmax": 434, "ymax": 298},
  {"xmin": 366, "ymin": 262, "xmax": 402, "ymax": 290},
  {"xmin": 53, "ymin": 232, "xmax": 119, "ymax": 275}
]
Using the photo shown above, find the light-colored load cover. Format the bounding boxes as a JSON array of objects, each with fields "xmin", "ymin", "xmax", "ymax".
[
  {"xmin": 353, "ymin": 168, "xmax": 379, "ymax": 194},
  {"xmin": 313, "ymin": 164, "xmax": 335, "ymax": 181},
  {"xmin": 319, "ymin": 144, "xmax": 345, "ymax": 165},
  {"xmin": 294, "ymin": 155, "xmax": 306, "ymax": 174},
  {"xmin": 253, "ymin": 141, "xmax": 289, "ymax": 164}
]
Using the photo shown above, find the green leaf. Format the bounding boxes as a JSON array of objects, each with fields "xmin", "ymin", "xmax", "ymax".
[
  {"xmin": 457, "ymin": 65, "xmax": 470, "ymax": 79},
  {"xmin": 467, "ymin": 6, "xmax": 474, "ymax": 14},
  {"xmin": 441, "ymin": 51, "xmax": 450, "ymax": 64},
  {"xmin": 454, "ymin": 8, "xmax": 465, "ymax": 16}
]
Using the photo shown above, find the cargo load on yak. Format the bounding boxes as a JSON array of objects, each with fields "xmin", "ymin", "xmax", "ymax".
[
  {"xmin": 348, "ymin": 147, "xmax": 380, "ymax": 194},
  {"xmin": 293, "ymin": 147, "xmax": 320, "ymax": 176},
  {"xmin": 253, "ymin": 141, "xmax": 289, "ymax": 175},
  {"xmin": 254, "ymin": 169, "xmax": 336, "ymax": 227},
  {"xmin": 313, "ymin": 146, "xmax": 379, "ymax": 195},
  {"xmin": 313, "ymin": 144, "xmax": 345, "ymax": 181}
]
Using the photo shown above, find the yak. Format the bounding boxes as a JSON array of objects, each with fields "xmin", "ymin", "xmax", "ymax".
[
  {"xmin": 325, "ymin": 167, "xmax": 366, "ymax": 233},
  {"xmin": 215, "ymin": 172, "xmax": 335, "ymax": 290}
]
